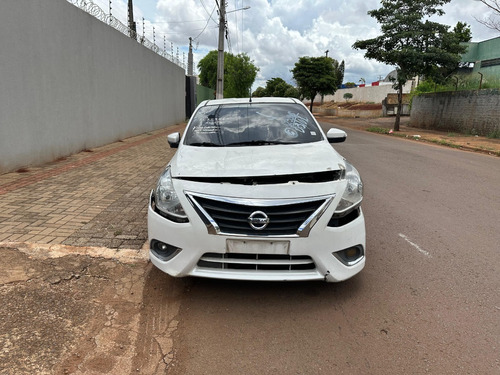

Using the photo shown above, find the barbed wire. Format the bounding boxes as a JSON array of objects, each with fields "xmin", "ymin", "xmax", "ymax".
[{"xmin": 67, "ymin": 0, "xmax": 186, "ymax": 70}]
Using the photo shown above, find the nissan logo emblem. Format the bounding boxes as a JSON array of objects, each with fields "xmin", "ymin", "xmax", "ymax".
[{"xmin": 247, "ymin": 211, "xmax": 270, "ymax": 230}]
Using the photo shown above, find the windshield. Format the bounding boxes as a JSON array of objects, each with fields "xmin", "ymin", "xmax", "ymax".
[{"xmin": 184, "ymin": 103, "xmax": 323, "ymax": 147}]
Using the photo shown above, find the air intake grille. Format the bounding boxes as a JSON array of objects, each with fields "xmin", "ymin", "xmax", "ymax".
[
  {"xmin": 187, "ymin": 193, "xmax": 332, "ymax": 236},
  {"xmin": 197, "ymin": 253, "xmax": 316, "ymax": 271}
]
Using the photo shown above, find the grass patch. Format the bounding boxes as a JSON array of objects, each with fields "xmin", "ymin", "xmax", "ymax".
[
  {"xmin": 366, "ymin": 126, "xmax": 390, "ymax": 134},
  {"xmin": 487, "ymin": 129, "xmax": 500, "ymax": 139},
  {"xmin": 428, "ymin": 139, "xmax": 461, "ymax": 148},
  {"xmin": 366, "ymin": 127, "xmax": 408, "ymax": 138},
  {"xmin": 114, "ymin": 230, "xmax": 123, "ymax": 236}
]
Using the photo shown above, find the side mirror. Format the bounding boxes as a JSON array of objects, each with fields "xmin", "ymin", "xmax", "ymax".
[
  {"xmin": 326, "ymin": 128, "xmax": 347, "ymax": 143},
  {"xmin": 167, "ymin": 132, "xmax": 180, "ymax": 148}
]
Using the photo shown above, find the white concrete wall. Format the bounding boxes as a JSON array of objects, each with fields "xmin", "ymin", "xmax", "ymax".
[
  {"xmin": 0, "ymin": 0, "xmax": 185, "ymax": 173},
  {"xmin": 318, "ymin": 82, "xmax": 414, "ymax": 103}
]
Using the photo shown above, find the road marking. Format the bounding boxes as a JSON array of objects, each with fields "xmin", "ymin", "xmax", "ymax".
[{"xmin": 399, "ymin": 233, "xmax": 431, "ymax": 258}]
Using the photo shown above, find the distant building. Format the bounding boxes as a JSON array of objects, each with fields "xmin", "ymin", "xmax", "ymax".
[{"xmin": 460, "ymin": 36, "xmax": 500, "ymax": 81}]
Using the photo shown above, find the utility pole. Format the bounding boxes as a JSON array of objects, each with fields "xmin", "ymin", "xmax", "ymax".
[
  {"xmin": 188, "ymin": 37, "xmax": 194, "ymax": 76},
  {"xmin": 127, "ymin": 0, "xmax": 137, "ymax": 39},
  {"xmin": 216, "ymin": 0, "xmax": 226, "ymax": 99}
]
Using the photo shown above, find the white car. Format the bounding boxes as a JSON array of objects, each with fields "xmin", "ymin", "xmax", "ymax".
[{"xmin": 148, "ymin": 97, "xmax": 365, "ymax": 282}]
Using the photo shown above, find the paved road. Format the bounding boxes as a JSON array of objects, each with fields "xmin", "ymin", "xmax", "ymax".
[
  {"xmin": 1, "ymin": 122, "xmax": 498, "ymax": 374},
  {"xmin": 163, "ymin": 124, "xmax": 500, "ymax": 374}
]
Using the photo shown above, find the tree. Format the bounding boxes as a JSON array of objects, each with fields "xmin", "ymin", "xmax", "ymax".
[
  {"xmin": 476, "ymin": 0, "xmax": 500, "ymax": 32},
  {"xmin": 254, "ymin": 77, "xmax": 300, "ymax": 98},
  {"xmin": 352, "ymin": 0, "xmax": 468, "ymax": 131},
  {"xmin": 336, "ymin": 60, "xmax": 345, "ymax": 88},
  {"xmin": 291, "ymin": 56, "xmax": 343, "ymax": 111},
  {"xmin": 453, "ymin": 21, "xmax": 472, "ymax": 43},
  {"xmin": 252, "ymin": 86, "xmax": 266, "ymax": 97},
  {"xmin": 198, "ymin": 50, "xmax": 218, "ymax": 90},
  {"xmin": 264, "ymin": 77, "xmax": 289, "ymax": 97},
  {"xmin": 198, "ymin": 51, "xmax": 259, "ymax": 98},
  {"xmin": 343, "ymin": 93, "xmax": 353, "ymax": 102},
  {"xmin": 284, "ymin": 86, "xmax": 300, "ymax": 99}
]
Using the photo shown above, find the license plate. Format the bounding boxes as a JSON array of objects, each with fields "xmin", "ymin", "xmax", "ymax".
[{"xmin": 226, "ymin": 239, "xmax": 290, "ymax": 254}]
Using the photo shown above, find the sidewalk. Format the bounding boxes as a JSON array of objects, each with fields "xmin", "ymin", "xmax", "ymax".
[{"xmin": 0, "ymin": 123, "xmax": 185, "ymax": 251}]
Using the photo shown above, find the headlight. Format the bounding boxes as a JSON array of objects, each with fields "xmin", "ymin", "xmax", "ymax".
[
  {"xmin": 154, "ymin": 166, "xmax": 188, "ymax": 222},
  {"xmin": 335, "ymin": 161, "xmax": 363, "ymax": 213}
]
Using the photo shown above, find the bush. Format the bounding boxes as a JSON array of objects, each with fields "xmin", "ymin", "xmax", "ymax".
[
  {"xmin": 343, "ymin": 93, "xmax": 353, "ymax": 101},
  {"xmin": 415, "ymin": 76, "xmax": 500, "ymax": 95}
]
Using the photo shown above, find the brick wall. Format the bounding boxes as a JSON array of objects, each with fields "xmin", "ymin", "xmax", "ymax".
[{"xmin": 410, "ymin": 89, "xmax": 500, "ymax": 136}]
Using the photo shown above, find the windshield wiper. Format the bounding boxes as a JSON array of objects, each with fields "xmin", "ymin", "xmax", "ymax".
[
  {"xmin": 188, "ymin": 142, "xmax": 223, "ymax": 147},
  {"xmin": 226, "ymin": 140, "xmax": 297, "ymax": 146}
]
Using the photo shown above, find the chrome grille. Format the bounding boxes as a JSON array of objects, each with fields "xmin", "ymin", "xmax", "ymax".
[
  {"xmin": 187, "ymin": 192, "xmax": 334, "ymax": 236},
  {"xmin": 197, "ymin": 253, "xmax": 316, "ymax": 271}
]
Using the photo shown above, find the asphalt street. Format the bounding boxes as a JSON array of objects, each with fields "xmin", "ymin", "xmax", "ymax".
[
  {"xmin": 165, "ymin": 122, "xmax": 500, "ymax": 374},
  {"xmin": 1, "ymin": 120, "xmax": 499, "ymax": 374}
]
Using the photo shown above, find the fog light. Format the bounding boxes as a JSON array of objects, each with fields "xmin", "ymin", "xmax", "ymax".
[
  {"xmin": 333, "ymin": 245, "xmax": 364, "ymax": 266},
  {"xmin": 150, "ymin": 240, "xmax": 182, "ymax": 262}
]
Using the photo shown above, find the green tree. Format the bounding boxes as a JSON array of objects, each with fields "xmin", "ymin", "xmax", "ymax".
[
  {"xmin": 197, "ymin": 51, "xmax": 259, "ymax": 98},
  {"xmin": 252, "ymin": 78, "xmax": 300, "ymax": 98},
  {"xmin": 252, "ymin": 86, "xmax": 266, "ymax": 97},
  {"xmin": 335, "ymin": 60, "xmax": 345, "ymax": 88},
  {"xmin": 291, "ymin": 56, "xmax": 342, "ymax": 111},
  {"xmin": 343, "ymin": 93, "xmax": 353, "ymax": 102},
  {"xmin": 265, "ymin": 77, "xmax": 289, "ymax": 97},
  {"xmin": 284, "ymin": 86, "xmax": 300, "ymax": 98},
  {"xmin": 453, "ymin": 21, "xmax": 472, "ymax": 43},
  {"xmin": 352, "ymin": 0, "xmax": 468, "ymax": 131},
  {"xmin": 197, "ymin": 50, "xmax": 218, "ymax": 89}
]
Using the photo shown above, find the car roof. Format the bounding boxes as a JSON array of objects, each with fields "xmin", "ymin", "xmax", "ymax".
[{"xmin": 199, "ymin": 97, "xmax": 302, "ymax": 106}]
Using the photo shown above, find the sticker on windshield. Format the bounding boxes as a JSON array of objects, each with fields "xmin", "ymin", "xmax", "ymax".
[
  {"xmin": 310, "ymin": 131, "xmax": 317, "ymax": 136},
  {"xmin": 192, "ymin": 124, "xmax": 220, "ymax": 134}
]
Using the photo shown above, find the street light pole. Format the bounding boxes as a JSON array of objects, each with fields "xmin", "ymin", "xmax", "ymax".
[{"xmin": 216, "ymin": 1, "xmax": 226, "ymax": 99}]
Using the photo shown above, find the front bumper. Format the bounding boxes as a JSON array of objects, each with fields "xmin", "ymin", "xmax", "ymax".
[{"xmin": 148, "ymin": 192, "xmax": 366, "ymax": 283}]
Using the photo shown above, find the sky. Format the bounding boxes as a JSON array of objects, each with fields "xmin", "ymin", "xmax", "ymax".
[{"xmin": 93, "ymin": 0, "xmax": 499, "ymax": 90}]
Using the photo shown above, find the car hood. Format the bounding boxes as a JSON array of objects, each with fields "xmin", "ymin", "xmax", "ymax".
[{"xmin": 170, "ymin": 142, "xmax": 344, "ymax": 178}]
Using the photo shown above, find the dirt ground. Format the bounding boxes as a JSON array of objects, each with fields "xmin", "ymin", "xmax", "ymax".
[{"xmin": 0, "ymin": 244, "xmax": 159, "ymax": 375}]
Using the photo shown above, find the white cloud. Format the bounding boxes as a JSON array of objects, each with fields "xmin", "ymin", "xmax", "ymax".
[{"xmin": 120, "ymin": 0, "xmax": 500, "ymax": 90}]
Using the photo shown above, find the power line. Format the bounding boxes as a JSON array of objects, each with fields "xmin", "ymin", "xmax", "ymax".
[
  {"xmin": 200, "ymin": 0, "xmax": 219, "ymax": 25},
  {"xmin": 193, "ymin": 3, "xmax": 218, "ymax": 41}
]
